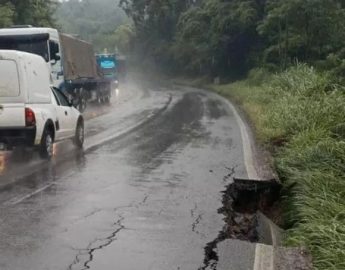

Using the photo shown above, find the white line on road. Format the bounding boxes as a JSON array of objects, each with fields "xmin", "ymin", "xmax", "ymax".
[
  {"xmin": 222, "ymin": 98, "xmax": 259, "ymax": 180},
  {"xmin": 3, "ymin": 183, "xmax": 55, "ymax": 206}
]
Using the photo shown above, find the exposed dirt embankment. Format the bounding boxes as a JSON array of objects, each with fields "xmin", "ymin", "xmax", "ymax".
[{"xmin": 200, "ymin": 178, "xmax": 284, "ymax": 270}]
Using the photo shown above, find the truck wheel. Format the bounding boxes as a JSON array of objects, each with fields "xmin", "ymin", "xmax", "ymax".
[
  {"xmin": 97, "ymin": 94, "xmax": 103, "ymax": 104},
  {"xmin": 78, "ymin": 97, "xmax": 87, "ymax": 113},
  {"xmin": 104, "ymin": 95, "xmax": 111, "ymax": 104},
  {"xmin": 74, "ymin": 120, "xmax": 84, "ymax": 148},
  {"xmin": 39, "ymin": 128, "xmax": 54, "ymax": 159}
]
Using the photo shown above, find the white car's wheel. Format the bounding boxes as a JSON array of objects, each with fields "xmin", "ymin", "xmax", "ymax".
[
  {"xmin": 39, "ymin": 128, "xmax": 54, "ymax": 159},
  {"xmin": 74, "ymin": 119, "xmax": 84, "ymax": 148}
]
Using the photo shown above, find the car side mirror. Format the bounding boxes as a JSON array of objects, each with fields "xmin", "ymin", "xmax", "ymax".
[
  {"xmin": 69, "ymin": 97, "xmax": 78, "ymax": 108},
  {"xmin": 54, "ymin": 54, "xmax": 61, "ymax": 61},
  {"xmin": 56, "ymin": 70, "xmax": 63, "ymax": 80}
]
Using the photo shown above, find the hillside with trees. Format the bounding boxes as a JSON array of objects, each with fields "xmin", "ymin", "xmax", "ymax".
[
  {"xmin": 55, "ymin": 0, "xmax": 130, "ymax": 52},
  {"xmin": 0, "ymin": 0, "xmax": 56, "ymax": 28},
  {"xmin": 120, "ymin": 0, "xmax": 345, "ymax": 79}
]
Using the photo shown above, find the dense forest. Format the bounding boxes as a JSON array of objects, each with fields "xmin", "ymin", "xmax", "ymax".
[{"xmin": 120, "ymin": 0, "xmax": 345, "ymax": 79}]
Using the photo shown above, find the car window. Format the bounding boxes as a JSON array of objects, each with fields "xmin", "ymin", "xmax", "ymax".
[
  {"xmin": 0, "ymin": 60, "xmax": 20, "ymax": 97},
  {"xmin": 53, "ymin": 88, "xmax": 70, "ymax": 107}
]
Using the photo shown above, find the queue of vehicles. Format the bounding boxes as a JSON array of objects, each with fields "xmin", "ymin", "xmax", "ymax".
[{"xmin": 0, "ymin": 26, "xmax": 123, "ymax": 159}]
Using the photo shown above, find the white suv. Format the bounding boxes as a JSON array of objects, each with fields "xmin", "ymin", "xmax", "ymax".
[{"xmin": 0, "ymin": 50, "xmax": 84, "ymax": 158}]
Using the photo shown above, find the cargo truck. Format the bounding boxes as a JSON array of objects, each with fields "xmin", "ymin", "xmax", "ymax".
[{"xmin": 0, "ymin": 26, "xmax": 112, "ymax": 112}]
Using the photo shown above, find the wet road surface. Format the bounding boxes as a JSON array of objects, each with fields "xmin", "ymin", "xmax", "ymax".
[{"xmin": 0, "ymin": 80, "xmax": 253, "ymax": 270}]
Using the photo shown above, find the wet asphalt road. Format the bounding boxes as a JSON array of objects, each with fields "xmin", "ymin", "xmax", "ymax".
[{"xmin": 0, "ymin": 79, "xmax": 251, "ymax": 270}]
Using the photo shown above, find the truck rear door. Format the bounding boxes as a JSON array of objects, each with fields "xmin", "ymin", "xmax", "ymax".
[
  {"xmin": 0, "ymin": 103, "xmax": 25, "ymax": 127},
  {"xmin": 0, "ymin": 59, "xmax": 25, "ymax": 127}
]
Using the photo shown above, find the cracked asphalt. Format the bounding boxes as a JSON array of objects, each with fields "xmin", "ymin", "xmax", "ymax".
[{"xmin": 0, "ymin": 79, "xmax": 253, "ymax": 270}]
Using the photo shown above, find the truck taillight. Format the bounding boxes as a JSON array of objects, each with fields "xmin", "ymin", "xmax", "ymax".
[{"xmin": 25, "ymin": 108, "xmax": 36, "ymax": 127}]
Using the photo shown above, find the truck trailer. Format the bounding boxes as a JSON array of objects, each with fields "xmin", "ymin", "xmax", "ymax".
[{"xmin": 0, "ymin": 26, "xmax": 112, "ymax": 112}]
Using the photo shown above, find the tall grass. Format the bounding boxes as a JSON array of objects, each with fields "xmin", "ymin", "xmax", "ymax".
[{"xmin": 212, "ymin": 64, "xmax": 345, "ymax": 270}]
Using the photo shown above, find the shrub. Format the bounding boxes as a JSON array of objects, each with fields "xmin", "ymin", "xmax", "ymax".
[{"xmin": 212, "ymin": 64, "xmax": 345, "ymax": 270}]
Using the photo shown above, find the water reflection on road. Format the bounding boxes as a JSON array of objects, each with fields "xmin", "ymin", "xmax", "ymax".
[{"xmin": 0, "ymin": 85, "xmax": 251, "ymax": 270}]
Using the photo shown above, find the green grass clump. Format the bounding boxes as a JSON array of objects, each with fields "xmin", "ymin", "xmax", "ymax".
[{"xmin": 211, "ymin": 64, "xmax": 345, "ymax": 270}]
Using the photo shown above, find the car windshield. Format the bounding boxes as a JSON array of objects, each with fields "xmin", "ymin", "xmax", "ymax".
[{"xmin": 0, "ymin": 38, "xmax": 49, "ymax": 62}]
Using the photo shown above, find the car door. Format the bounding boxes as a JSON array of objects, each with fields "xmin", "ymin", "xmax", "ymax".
[
  {"xmin": 51, "ymin": 88, "xmax": 74, "ymax": 139},
  {"xmin": 51, "ymin": 89, "xmax": 68, "ymax": 140}
]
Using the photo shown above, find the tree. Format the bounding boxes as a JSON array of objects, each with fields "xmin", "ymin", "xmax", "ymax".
[
  {"xmin": 0, "ymin": 0, "xmax": 57, "ymax": 27},
  {"xmin": 258, "ymin": 0, "xmax": 345, "ymax": 68},
  {"xmin": 120, "ymin": 0, "xmax": 345, "ymax": 78},
  {"xmin": 172, "ymin": 0, "xmax": 262, "ymax": 76},
  {"xmin": 111, "ymin": 23, "xmax": 135, "ymax": 54},
  {"xmin": 0, "ymin": 2, "xmax": 14, "ymax": 27},
  {"xmin": 119, "ymin": 0, "xmax": 191, "ymax": 68},
  {"xmin": 55, "ymin": 0, "xmax": 128, "ymax": 51},
  {"xmin": 11, "ymin": 0, "xmax": 57, "ymax": 26}
]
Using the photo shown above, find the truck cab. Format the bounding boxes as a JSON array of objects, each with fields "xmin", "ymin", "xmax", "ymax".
[
  {"xmin": 96, "ymin": 53, "xmax": 119, "ymax": 89},
  {"xmin": 0, "ymin": 27, "xmax": 64, "ymax": 88},
  {"xmin": 0, "ymin": 26, "xmax": 112, "ymax": 113},
  {"xmin": 96, "ymin": 54, "xmax": 117, "ymax": 79}
]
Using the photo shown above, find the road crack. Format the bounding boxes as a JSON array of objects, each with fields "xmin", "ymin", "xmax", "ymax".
[
  {"xmin": 68, "ymin": 215, "xmax": 125, "ymax": 270},
  {"xmin": 190, "ymin": 203, "xmax": 198, "ymax": 218},
  {"xmin": 192, "ymin": 213, "xmax": 204, "ymax": 235},
  {"xmin": 223, "ymin": 166, "xmax": 236, "ymax": 183},
  {"xmin": 140, "ymin": 194, "xmax": 149, "ymax": 205},
  {"xmin": 67, "ymin": 195, "xmax": 151, "ymax": 270}
]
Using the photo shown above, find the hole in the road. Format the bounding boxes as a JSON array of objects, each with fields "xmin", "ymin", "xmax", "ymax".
[{"xmin": 200, "ymin": 178, "xmax": 282, "ymax": 270}]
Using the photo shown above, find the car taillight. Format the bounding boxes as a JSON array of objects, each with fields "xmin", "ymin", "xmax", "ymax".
[{"xmin": 25, "ymin": 108, "xmax": 36, "ymax": 127}]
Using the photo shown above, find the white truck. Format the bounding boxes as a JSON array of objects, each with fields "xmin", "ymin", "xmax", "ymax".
[
  {"xmin": 0, "ymin": 50, "xmax": 84, "ymax": 158},
  {"xmin": 0, "ymin": 26, "xmax": 112, "ymax": 112}
]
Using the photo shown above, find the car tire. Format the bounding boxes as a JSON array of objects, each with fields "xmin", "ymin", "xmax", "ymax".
[
  {"xmin": 97, "ymin": 93, "xmax": 103, "ymax": 104},
  {"xmin": 39, "ymin": 128, "xmax": 54, "ymax": 159},
  {"xmin": 78, "ymin": 97, "xmax": 87, "ymax": 113},
  {"xmin": 104, "ymin": 95, "xmax": 111, "ymax": 104},
  {"xmin": 74, "ymin": 120, "xmax": 84, "ymax": 148}
]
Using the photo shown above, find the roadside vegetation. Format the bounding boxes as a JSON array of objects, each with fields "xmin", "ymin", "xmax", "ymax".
[{"xmin": 211, "ymin": 65, "xmax": 345, "ymax": 270}]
